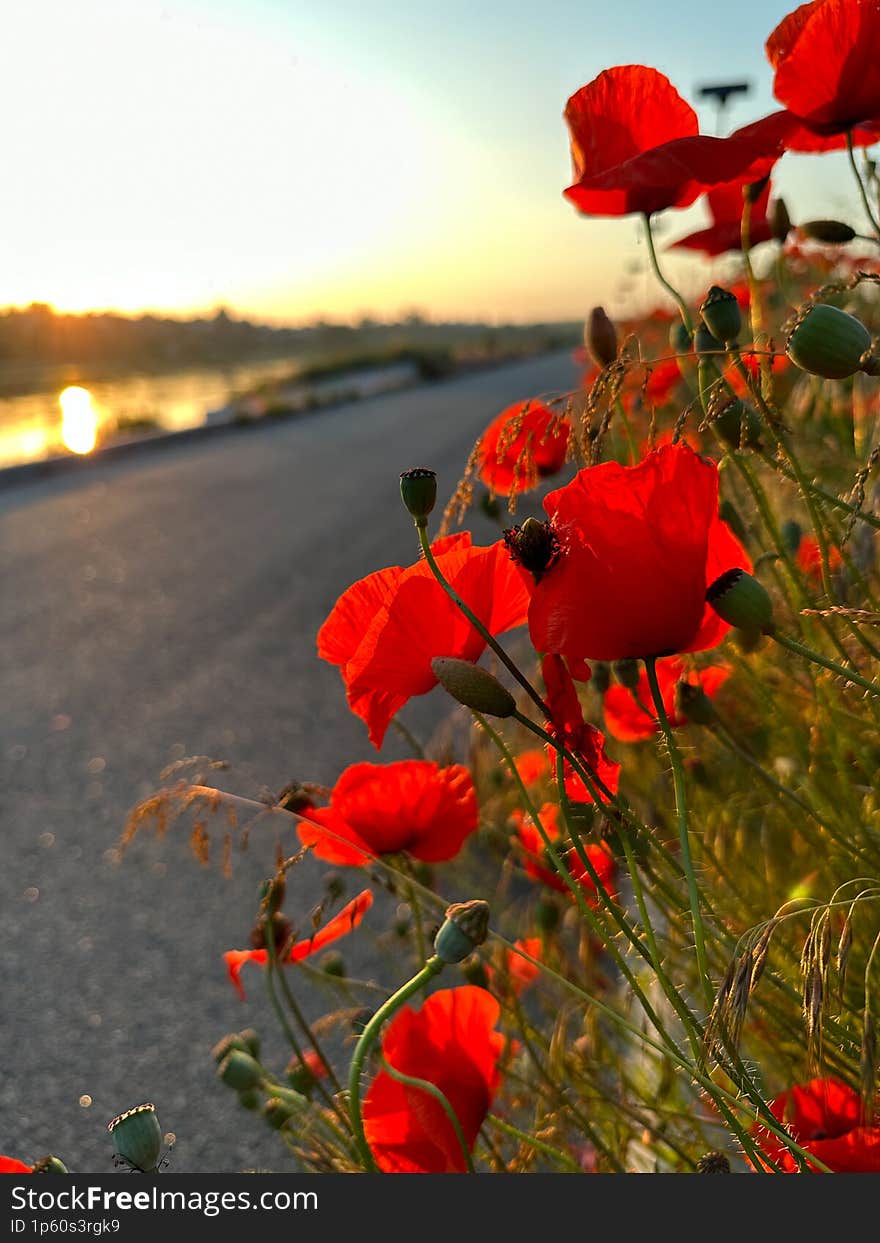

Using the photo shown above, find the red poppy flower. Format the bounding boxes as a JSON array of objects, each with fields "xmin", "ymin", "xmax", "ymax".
[
  {"xmin": 362, "ymin": 986, "xmax": 505, "ymax": 1173},
  {"xmin": 767, "ymin": 0, "xmax": 880, "ymax": 136},
  {"xmin": 514, "ymin": 748, "xmax": 551, "ymax": 786},
  {"xmin": 318, "ymin": 532, "xmax": 530, "ymax": 748},
  {"xmin": 478, "ymin": 400, "xmax": 570, "ymax": 496},
  {"xmin": 642, "ymin": 359, "xmax": 683, "ymax": 405},
  {"xmin": 603, "ymin": 657, "xmax": 730, "ymax": 742},
  {"xmin": 0, "ymin": 1157, "xmax": 32, "ymax": 1174},
  {"xmin": 542, "ymin": 654, "xmax": 621, "ymax": 802},
  {"xmin": 513, "ymin": 802, "xmax": 618, "ymax": 901},
  {"xmin": 528, "ymin": 443, "xmax": 752, "ymax": 662},
  {"xmin": 752, "ymin": 1077, "xmax": 880, "ymax": 1171},
  {"xmin": 732, "ymin": 107, "xmax": 880, "ymax": 157},
  {"xmin": 297, "ymin": 760, "xmax": 477, "ymax": 865},
  {"xmin": 487, "ymin": 938, "xmax": 543, "ymax": 996},
  {"xmin": 796, "ymin": 534, "xmax": 844, "ymax": 581},
  {"xmin": 670, "ymin": 181, "xmax": 774, "ymax": 257},
  {"xmin": 564, "ymin": 65, "xmax": 782, "ymax": 218},
  {"xmin": 224, "ymin": 889, "xmax": 373, "ymax": 999}
]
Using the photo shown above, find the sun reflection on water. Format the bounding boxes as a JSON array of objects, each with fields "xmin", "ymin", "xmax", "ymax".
[{"xmin": 59, "ymin": 386, "xmax": 98, "ymax": 454}]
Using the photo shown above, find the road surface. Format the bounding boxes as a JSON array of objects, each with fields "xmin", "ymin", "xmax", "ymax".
[{"xmin": 0, "ymin": 351, "xmax": 578, "ymax": 1172}]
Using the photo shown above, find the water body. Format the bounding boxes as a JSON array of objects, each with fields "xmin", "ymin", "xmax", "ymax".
[{"xmin": 0, "ymin": 356, "xmax": 306, "ymax": 469}]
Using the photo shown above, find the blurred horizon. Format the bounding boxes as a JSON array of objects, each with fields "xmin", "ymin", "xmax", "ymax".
[{"xmin": 2, "ymin": 0, "xmax": 874, "ymax": 327}]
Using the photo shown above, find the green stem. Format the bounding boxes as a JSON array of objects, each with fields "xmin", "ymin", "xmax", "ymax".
[
  {"xmin": 772, "ymin": 631, "xmax": 880, "ymax": 698},
  {"xmin": 347, "ymin": 955, "xmax": 445, "ymax": 1172},
  {"xmin": 643, "ymin": 656, "xmax": 712, "ymax": 1009},
  {"xmin": 379, "ymin": 1056, "xmax": 475, "ymax": 1173},
  {"xmin": 847, "ymin": 130, "xmax": 880, "ymax": 241},
  {"xmin": 643, "ymin": 213, "xmax": 693, "ymax": 335},
  {"xmin": 415, "ymin": 519, "xmax": 549, "ymax": 718}
]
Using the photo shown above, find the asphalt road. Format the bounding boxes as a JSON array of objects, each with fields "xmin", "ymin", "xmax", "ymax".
[{"xmin": 0, "ymin": 350, "xmax": 579, "ymax": 1172}]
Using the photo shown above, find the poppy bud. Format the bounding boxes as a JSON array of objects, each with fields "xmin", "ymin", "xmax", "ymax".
[
  {"xmin": 263, "ymin": 1096, "xmax": 305, "ymax": 1130},
  {"xmin": 32, "ymin": 1156, "xmax": 69, "ymax": 1174},
  {"xmin": 218, "ymin": 1050, "xmax": 263, "ymax": 1091},
  {"xmin": 535, "ymin": 897, "xmax": 560, "ymax": 933},
  {"xmin": 696, "ymin": 1151, "xmax": 731, "ymax": 1173},
  {"xmin": 709, "ymin": 391, "xmax": 761, "ymax": 450},
  {"xmin": 107, "ymin": 1103, "xmax": 163, "ymax": 1174},
  {"xmin": 694, "ymin": 323, "xmax": 723, "ymax": 358},
  {"xmin": 786, "ymin": 304, "xmax": 873, "ymax": 379},
  {"xmin": 700, "ymin": 286, "xmax": 742, "ymax": 346},
  {"xmin": 399, "ymin": 467, "xmax": 437, "ymax": 523},
  {"xmin": 431, "ymin": 657, "xmax": 516, "ymax": 718},
  {"xmin": 706, "ymin": 568, "xmax": 774, "ymax": 633},
  {"xmin": 674, "ymin": 681, "xmax": 715, "ymax": 725},
  {"xmin": 320, "ymin": 951, "xmax": 346, "ymax": 977},
  {"xmin": 669, "ymin": 321, "xmax": 692, "ymax": 354},
  {"xmin": 461, "ymin": 957, "xmax": 490, "ymax": 988},
  {"xmin": 480, "ymin": 491, "xmax": 502, "ymax": 520},
  {"xmin": 259, "ymin": 875, "xmax": 286, "ymax": 917},
  {"xmin": 585, "ymin": 306, "xmax": 618, "ymax": 368},
  {"xmin": 718, "ymin": 499, "xmax": 749, "ymax": 546},
  {"xmin": 771, "ymin": 198, "xmax": 792, "ymax": 243},
  {"xmin": 781, "ymin": 519, "xmax": 803, "ymax": 554},
  {"xmin": 503, "ymin": 518, "xmax": 561, "ymax": 582},
  {"xmin": 434, "ymin": 898, "xmax": 490, "ymax": 963},
  {"xmin": 591, "ymin": 662, "xmax": 611, "ymax": 695},
  {"xmin": 211, "ymin": 1028, "xmax": 260, "ymax": 1062},
  {"xmin": 800, "ymin": 220, "xmax": 856, "ymax": 245},
  {"xmin": 250, "ymin": 911, "xmax": 292, "ymax": 953},
  {"xmin": 238, "ymin": 1088, "xmax": 262, "ymax": 1111},
  {"xmin": 612, "ymin": 659, "xmax": 640, "ymax": 690}
]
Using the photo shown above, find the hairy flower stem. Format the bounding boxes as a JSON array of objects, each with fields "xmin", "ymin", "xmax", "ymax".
[
  {"xmin": 847, "ymin": 130, "xmax": 880, "ymax": 242},
  {"xmin": 644, "ymin": 656, "xmax": 712, "ymax": 1010},
  {"xmin": 643, "ymin": 213, "xmax": 694, "ymax": 336},
  {"xmin": 379, "ymin": 1056, "xmax": 475, "ymax": 1173},
  {"xmin": 475, "ymin": 711, "xmax": 686, "ymax": 1056},
  {"xmin": 348, "ymin": 955, "xmax": 445, "ymax": 1172},
  {"xmin": 414, "ymin": 518, "xmax": 550, "ymax": 718},
  {"xmin": 771, "ymin": 631, "xmax": 880, "ymax": 698}
]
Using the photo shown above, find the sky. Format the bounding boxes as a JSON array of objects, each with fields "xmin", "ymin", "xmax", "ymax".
[{"xmin": 0, "ymin": 0, "xmax": 873, "ymax": 325}]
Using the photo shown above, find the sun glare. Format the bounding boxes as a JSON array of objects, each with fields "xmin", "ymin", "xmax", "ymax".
[{"xmin": 59, "ymin": 386, "xmax": 98, "ymax": 455}]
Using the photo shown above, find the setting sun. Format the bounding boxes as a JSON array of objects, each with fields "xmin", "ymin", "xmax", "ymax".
[{"xmin": 59, "ymin": 385, "xmax": 98, "ymax": 455}]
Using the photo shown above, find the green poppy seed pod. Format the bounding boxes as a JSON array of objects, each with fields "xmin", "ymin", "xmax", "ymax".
[
  {"xmin": 107, "ymin": 1103, "xmax": 163, "ymax": 1173},
  {"xmin": 238, "ymin": 1027, "xmax": 260, "ymax": 1059},
  {"xmin": 399, "ymin": 467, "xmax": 437, "ymax": 523},
  {"xmin": 585, "ymin": 306, "xmax": 618, "ymax": 368},
  {"xmin": 237, "ymin": 1088, "xmax": 262, "ymax": 1111},
  {"xmin": 434, "ymin": 898, "xmax": 490, "ymax": 963},
  {"xmin": 431, "ymin": 657, "xmax": 516, "ymax": 718},
  {"xmin": 218, "ymin": 1049, "xmax": 263, "ymax": 1091},
  {"xmin": 697, "ymin": 1151, "xmax": 731, "ymax": 1173},
  {"xmin": 800, "ymin": 219, "xmax": 856, "ymax": 245},
  {"xmin": 700, "ymin": 286, "xmax": 742, "ymax": 346},
  {"xmin": 612, "ymin": 659, "xmax": 640, "ymax": 690},
  {"xmin": 32, "ymin": 1156, "xmax": 69, "ymax": 1174},
  {"xmin": 781, "ymin": 518, "xmax": 803, "ymax": 554},
  {"xmin": 786, "ymin": 304, "xmax": 873, "ymax": 379},
  {"xmin": 503, "ymin": 518, "xmax": 560, "ymax": 582},
  {"xmin": 706, "ymin": 568, "xmax": 774, "ymax": 633},
  {"xmin": 674, "ymin": 681, "xmax": 715, "ymax": 726},
  {"xmin": 591, "ymin": 662, "xmax": 611, "ymax": 695},
  {"xmin": 694, "ymin": 322, "xmax": 723, "ymax": 359},
  {"xmin": 710, "ymin": 392, "xmax": 762, "ymax": 450},
  {"xmin": 771, "ymin": 198, "xmax": 792, "ymax": 243}
]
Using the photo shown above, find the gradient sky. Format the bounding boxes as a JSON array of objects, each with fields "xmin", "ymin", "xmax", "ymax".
[{"xmin": 1, "ymin": 0, "xmax": 873, "ymax": 324}]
